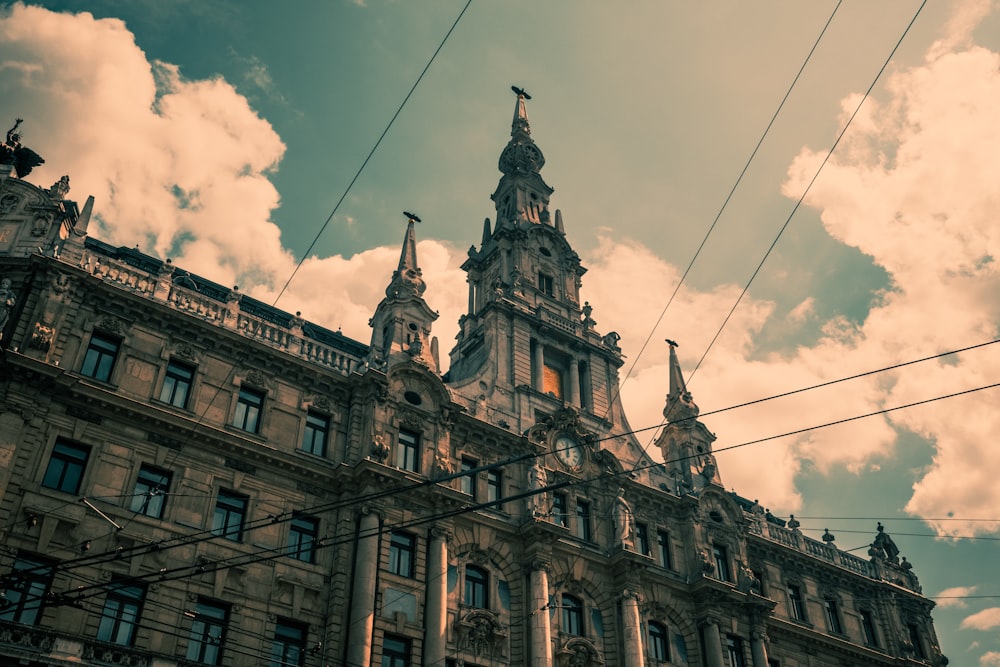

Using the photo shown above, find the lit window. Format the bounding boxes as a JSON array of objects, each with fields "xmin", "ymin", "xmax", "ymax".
[
  {"xmin": 860, "ymin": 609, "xmax": 879, "ymax": 647},
  {"xmin": 635, "ymin": 523, "xmax": 650, "ymax": 555},
  {"xmin": 713, "ymin": 544, "xmax": 731, "ymax": 583},
  {"xmin": 460, "ymin": 458, "xmax": 477, "ymax": 497},
  {"xmin": 648, "ymin": 621, "xmax": 669, "ymax": 662},
  {"xmin": 397, "ymin": 430, "xmax": 419, "ymax": 472},
  {"xmin": 212, "ymin": 490, "xmax": 247, "ymax": 541},
  {"xmin": 486, "ymin": 469, "xmax": 502, "ymax": 505},
  {"xmin": 0, "ymin": 555, "xmax": 54, "ymax": 625},
  {"xmin": 159, "ymin": 359, "xmax": 194, "ymax": 408},
  {"xmin": 270, "ymin": 619, "xmax": 307, "ymax": 667},
  {"xmin": 657, "ymin": 530, "xmax": 672, "ymax": 569},
  {"xmin": 465, "ymin": 565, "xmax": 488, "ymax": 609},
  {"xmin": 388, "ymin": 531, "xmax": 415, "ymax": 578},
  {"xmin": 288, "ymin": 515, "xmax": 319, "ymax": 563},
  {"xmin": 42, "ymin": 440, "xmax": 90, "ymax": 494},
  {"xmin": 382, "ymin": 635, "xmax": 410, "ymax": 667},
  {"xmin": 787, "ymin": 584, "xmax": 805, "ymax": 621},
  {"xmin": 233, "ymin": 386, "xmax": 265, "ymax": 433},
  {"xmin": 824, "ymin": 598, "xmax": 843, "ymax": 634},
  {"xmin": 96, "ymin": 581, "xmax": 145, "ymax": 646},
  {"xmin": 542, "ymin": 363, "xmax": 564, "ymax": 399},
  {"xmin": 553, "ymin": 493, "xmax": 568, "ymax": 527},
  {"xmin": 301, "ymin": 411, "xmax": 329, "ymax": 456},
  {"xmin": 562, "ymin": 594, "xmax": 583, "ymax": 636},
  {"xmin": 186, "ymin": 599, "xmax": 228, "ymax": 665},
  {"xmin": 575, "ymin": 500, "xmax": 591, "ymax": 541},
  {"xmin": 726, "ymin": 635, "xmax": 746, "ymax": 667},
  {"xmin": 81, "ymin": 332, "xmax": 120, "ymax": 382},
  {"xmin": 130, "ymin": 465, "xmax": 171, "ymax": 518}
]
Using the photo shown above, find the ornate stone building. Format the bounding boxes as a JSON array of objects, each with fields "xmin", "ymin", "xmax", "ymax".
[{"xmin": 0, "ymin": 95, "xmax": 946, "ymax": 667}]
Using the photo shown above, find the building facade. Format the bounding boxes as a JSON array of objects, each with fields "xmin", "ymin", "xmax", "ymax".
[{"xmin": 0, "ymin": 95, "xmax": 947, "ymax": 667}]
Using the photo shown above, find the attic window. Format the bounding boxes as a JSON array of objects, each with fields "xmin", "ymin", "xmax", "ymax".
[
  {"xmin": 539, "ymin": 247, "xmax": 552, "ymax": 257},
  {"xmin": 404, "ymin": 391, "xmax": 422, "ymax": 406},
  {"xmin": 710, "ymin": 510, "xmax": 724, "ymax": 523}
]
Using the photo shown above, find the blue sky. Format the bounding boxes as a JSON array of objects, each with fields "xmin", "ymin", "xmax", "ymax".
[{"xmin": 3, "ymin": 1, "xmax": 1000, "ymax": 662}]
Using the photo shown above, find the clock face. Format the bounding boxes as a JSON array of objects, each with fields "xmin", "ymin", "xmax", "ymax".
[{"xmin": 554, "ymin": 435, "xmax": 583, "ymax": 469}]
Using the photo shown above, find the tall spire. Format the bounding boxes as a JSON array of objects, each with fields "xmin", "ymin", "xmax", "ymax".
[
  {"xmin": 499, "ymin": 86, "xmax": 545, "ymax": 176},
  {"xmin": 385, "ymin": 212, "xmax": 426, "ymax": 300},
  {"xmin": 663, "ymin": 339, "xmax": 699, "ymax": 423}
]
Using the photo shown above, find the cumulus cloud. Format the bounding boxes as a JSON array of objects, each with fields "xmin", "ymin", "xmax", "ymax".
[
  {"xmin": 982, "ymin": 652, "xmax": 1000, "ymax": 667},
  {"xmin": 935, "ymin": 585, "xmax": 978, "ymax": 609},
  {"xmin": 963, "ymin": 608, "xmax": 1000, "ymax": 631}
]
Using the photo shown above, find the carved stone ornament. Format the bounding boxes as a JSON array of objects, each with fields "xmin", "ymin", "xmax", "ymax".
[
  {"xmin": 526, "ymin": 406, "xmax": 587, "ymax": 446},
  {"xmin": 244, "ymin": 368, "xmax": 267, "ymax": 387},
  {"xmin": 310, "ymin": 395, "xmax": 332, "ymax": 413},
  {"xmin": 31, "ymin": 211, "xmax": 53, "ymax": 237},
  {"xmin": 371, "ymin": 434, "xmax": 389, "ymax": 462},
  {"xmin": 95, "ymin": 316, "xmax": 124, "ymax": 336},
  {"xmin": 174, "ymin": 344, "xmax": 198, "ymax": 361},
  {"xmin": 456, "ymin": 610, "xmax": 507, "ymax": 659},
  {"xmin": 0, "ymin": 192, "xmax": 19, "ymax": 214},
  {"xmin": 558, "ymin": 637, "xmax": 603, "ymax": 667}
]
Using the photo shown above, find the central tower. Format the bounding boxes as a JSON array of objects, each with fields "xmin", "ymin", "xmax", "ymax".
[{"xmin": 447, "ymin": 90, "xmax": 632, "ymax": 442}]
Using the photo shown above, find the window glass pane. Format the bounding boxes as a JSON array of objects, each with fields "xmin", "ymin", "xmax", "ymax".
[
  {"xmin": 397, "ymin": 430, "xmax": 419, "ymax": 472},
  {"xmin": 713, "ymin": 544, "xmax": 730, "ymax": 582},
  {"xmin": 270, "ymin": 620, "xmax": 306, "ymax": 667},
  {"xmin": 487, "ymin": 469, "xmax": 502, "ymax": 504},
  {"xmin": 389, "ymin": 532, "xmax": 415, "ymax": 578},
  {"xmin": 382, "ymin": 635, "xmax": 410, "ymax": 667},
  {"xmin": 460, "ymin": 458, "xmax": 476, "ymax": 497},
  {"xmin": 234, "ymin": 387, "xmax": 264, "ymax": 433},
  {"xmin": 553, "ymin": 493, "xmax": 567, "ymax": 527},
  {"xmin": 288, "ymin": 516, "xmax": 319, "ymax": 563},
  {"xmin": 130, "ymin": 465, "xmax": 171, "ymax": 518},
  {"xmin": 41, "ymin": 440, "xmax": 90, "ymax": 494},
  {"xmin": 657, "ymin": 531, "xmax": 672, "ymax": 569},
  {"xmin": 96, "ymin": 582, "xmax": 145, "ymax": 646},
  {"xmin": 562, "ymin": 595, "xmax": 582, "ymax": 636},
  {"xmin": 542, "ymin": 364, "xmax": 563, "ymax": 399},
  {"xmin": 0, "ymin": 555, "xmax": 54, "ymax": 625},
  {"xmin": 81, "ymin": 333, "xmax": 120, "ymax": 382},
  {"xmin": 186, "ymin": 600, "xmax": 228, "ymax": 665},
  {"xmin": 160, "ymin": 360, "xmax": 194, "ymax": 408},
  {"xmin": 465, "ymin": 566, "xmax": 488, "ymax": 608},
  {"xmin": 649, "ymin": 621, "xmax": 669, "ymax": 661},
  {"xmin": 301, "ymin": 411, "xmax": 329, "ymax": 456},
  {"xmin": 575, "ymin": 500, "xmax": 591, "ymax": 540},
  {"xmin": 212, "ymin": 490, "xmax": 247, "ymax": 541}
]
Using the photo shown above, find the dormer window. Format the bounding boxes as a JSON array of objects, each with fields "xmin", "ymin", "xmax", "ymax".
[{"xmin": 538, "ymin": 272, "xmax": 554, "ymax": 296}]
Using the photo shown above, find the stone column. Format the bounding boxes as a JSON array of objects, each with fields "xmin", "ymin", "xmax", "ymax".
[
  {"xmin": 346, "ymin": 506, "xmax": 380, "ymax": 667},
  {"xmin": 568, "ymin": 358, "xmax": 581, "ymax": 407},
  {"xmin": 751, "ymin": 628, "xmax": 770, "ymax": 667},
  {"xmin": 424, "ymin": 527, "xmax": 450, "ymax": 666},
  {"xmin": 702, "ymin": 618, "xmax": 725, "ymax": 667},
  {"xmin": 533, "ymin": 340, "xmax": 545, "ymax": 393},
  {"xmin": 621, "ymin": 589, "xmax": 644, "ymax": 667},
  {"xmin": 529, "ymin": 560, "xmax": 553, "ymax": 667}
]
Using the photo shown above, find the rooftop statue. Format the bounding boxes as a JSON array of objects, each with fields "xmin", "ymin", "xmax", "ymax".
[{"xmin": 1, "ymin": 118, "xmax": 45, "ymax": 177}]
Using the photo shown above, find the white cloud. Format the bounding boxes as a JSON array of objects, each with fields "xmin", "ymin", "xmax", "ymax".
[
  {"xmin": 935, "ymin": 585, "xmax": 978, "ymax": 609},
  {"xmin": 963, "ymin": 608, "xmax": 1000, "ymax": 631},
  {"xmin": 981, "ymin": 651, "xmax": 1000, "ymax": 666}
]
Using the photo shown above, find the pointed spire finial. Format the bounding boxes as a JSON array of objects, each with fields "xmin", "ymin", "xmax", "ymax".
[
  {"xmin": 386, "ymin": 210, "xmax": 426, "ymax": 299},
  {"xmin": 664, "ymin": 339, "xmax": 699, "ymax": 422}
]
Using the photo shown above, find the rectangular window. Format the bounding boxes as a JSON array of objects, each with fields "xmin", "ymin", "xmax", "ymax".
[
  {"xmin": 464, "ymin": 566, "xmax": 488, "ymax": 609},
  {"xmin": 186, "ymin": 599, "xmax": 228, "ymax": 665},
  {"xmin": 0, "ymin": 555, "xmax": 54, "ymax": 625},
  {"xmin": 635, "ymin": 522, "xmax": 650, "ymax": 555},
  {"xmin": 553, "ymin": 493, "xmax": 568, "ymax": 527},
  {"xmin": 908, "ymin": 624, "xmax": 926, "ymax": 659},
  {"xmin": 301, "ymin": 411, "xmax": 329, "ymax": 456},
  {"xmin": 233, "ymin": 386, "xmax": 265, "ymax": 433},
  {"xmin": 860, "ymin": 609, "xmax": 879, "ymax": 647},
  {"xmin": 288, "ymin": 515, "xmax": 319, "ymax": 563},
  {"xmin": 657, "ymin": 530, "xmax": 672, "ymax": 569},
  {"xmin": 787, "ymin": 584, "xmax": 805, "ymax": 621},
  {"xmin": 824, "ymin": 598, "xmax": 843, "ymax": 634},
  {"xmin": 42, "ymin": 440, "xmax": 90, "ymax": 494},
  {"xmin": 713, "ymin": 544, "xmax": 731, "ymax": 583},
  {"xmin": 382, "ymin": 634, "xmax": 410, "ymax": 667},
  {"xmin": 542, "ymin": 363, "xmax": 564, "ymax": 399},
  {"xmin": 270, "ymin": 619, "xmax": 307, "ymax": 667},
  {"xmin": 96, "ymin": 581, "xmax": 145, "ymax": 646},
  {"xmin": 648, "ymin": 621, "xmax": 669, "ymax": 662},
  {"xmin": 562, "ymin": 594, "xmax": 583, "ymax": 636},
  {"xmin": 726, "ymin": 635, "xmax": 746, "ymax": 667},
  {"xmin": 538, "ymin": 272, "xmax": 554, "ymax": 296},
  {"xmin": 460, "ymin": 457, "xmax": 477, "ymax": 497},
  {"xmin": 396, "ymin": 430, "xmax": 419, "ymax": 472},
  {"xmin": 388, "ymin": 531, "xmax": 415, "ymax": 578},
  {"xmin": 81, "ymin": 332, "xmax": 120, "ymax": 382},
  {"xmin": 130, "ymin": 465, "xmax": 171, "ymax": 518},
  {"xmin": 159, "ymin": 359, "xmax": 194, "ymax": 408},
  {"xmin": 575, "ymin": 500, "xmax": 592, "ymax": 541},
  {"xmin": 486, "ymin": 469, "xmax": 502, "ymax": 505},
  {"xmin": 212, "ymin": 490, "xmax": 247, "ymax": 541}
]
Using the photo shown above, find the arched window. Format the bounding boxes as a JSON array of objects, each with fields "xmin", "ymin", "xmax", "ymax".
[
  {"xmin": 562, "ymin": 594, "xmax": 583, "ymax": 636},
  {"xmin": 648, "ymin": 621, "xmax": 670, "ymax": 662},
  {"xmin": 465, "ymin": 565, "xmax": 488, "ymax": 609}
]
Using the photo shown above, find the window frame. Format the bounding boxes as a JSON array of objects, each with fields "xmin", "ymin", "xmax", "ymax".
[
  {"xmin": 656, "ymin": 530, "xmax": 672, "ymax": 569},
  {"xmin": 159, "ymin": 359, "xmax": 195, "ymax": 409},
  {"xmin": 635, "ymin": 522, "xmax": 650, "ymax": 556},
  {"xmin": 301, "ymin": 410, "xmax": 329, "ymax": 457},
  {"xmin": 270, "ymin": 618, "xmax": 307, "ymax": 667},
  {"xmin": 787, "ymin": 583, "xmax": 806, "ymax": 621},
  {"xmin": 824, "ymin": 598, "xmax": 843, "ymax": 634},
  {"xmin": 464, "ymin": 565, "xmax": 489, "ymax": 609},
  {"xmin": 460, "ymin": 457, "xmax": 477, "ymax": 498},
  {"xmin": 81, "ymin": 331, "xmax": 120, "ymax": 382},
  {"xmin": 287, "ymin": 515, "xmax": 319, "ymax": 564},
  {"xmin": 186, "ymin": 599, "xmax": 229, "ymax": 665},
  {"xmin": 575, "ymin": 499, "xmax": 592, "ymax": 541},
  {"xmin": 396, "ymin": 430, "xmax": 420, "ymax": 472},
  {"xmin": 561, "ymin": 594, "xmax": 583, "ymax": 636},
  {"xmin": 860, "ymin": 609, "xmax": 879, "ymax": 647},
  {"xmin": 0, "ymin": 555, "xmax": 54, "ymax": 625},
  {"xmin": 388, "ymin": 531, "xmax": 416, "ymax": 578},
  {"xmin": 96, "ymin": 580, "xmax": 145, "ymax": 646},
  {"xmin": 211, "ymin": 490, "xmax": 248, "ymax": 542},
  {"xmin": 41, "ymin": 439, "xmax": 90, "ymax": 495},
  {"xmin": 712, "ymin": 543, "xmax": 731, "ymax": 583},
  {"xmin": 538, "ymin": 271, "xmax": 554, "ymax": 296},
  {"xmin": 726, "ymin": 635, "xmax": 746, "ymax": 667},
  {"xmin": 130, "ymin": 465, "xmax": 171, "ymax": 518},
  {"xmin": 552, "ymin": 493, "xmax": 568, "ymax": 527},
  {"xmin": 233, "ymin": 385, "xmax": 265, "ymax": 434},
  {"xmin": 486, "ymin": 468, "xmax": 502, "ymax": 505},
  {"xmin": 382, "ymin": 635, "xmax": 411, "ymax": 667},
  {"xmin": 648, "ymin": 620, "xmax": 670, "ymax": 662}
]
